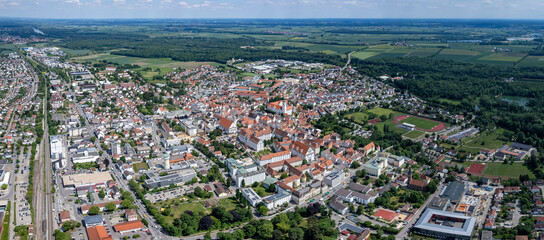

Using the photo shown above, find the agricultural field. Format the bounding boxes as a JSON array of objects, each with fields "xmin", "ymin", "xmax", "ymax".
[
  {"xmin": 403, "ymin": 130, "xmax": 425, "ymax": 139},
  {"xmin": 71, "ymin": 53, "xmax": 220, "ymax": 80},
  {"xmin": 478, "ymin": 53, "xmax": 525, "ymax": 62},
  {"xmin": 405, "ymin": 48, "xmax": 440, "ymax": 57},
  {"xmin": 399, "ymin": 116, "xmax": 439, "ymax": 130},
  {"xmin": 518, "ymin": 56, "xmax": 544, "ymax": 67},
  {"xmin": 351, "ymin": 51, "xmax": 380, "ymax": 60},
  {"xmin": 483, "ymin": 162, "xmax": 534, "ymax": 179}
]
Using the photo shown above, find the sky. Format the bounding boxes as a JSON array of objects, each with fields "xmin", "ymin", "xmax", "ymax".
[{"xmin": 1, "ymin": 0, "xmax": 544, "ymax": 19}]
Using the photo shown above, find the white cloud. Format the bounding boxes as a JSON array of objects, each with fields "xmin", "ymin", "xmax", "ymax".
[{"xmin": 113, "ymin": 0, "xmax": 126, "ymax": 3}]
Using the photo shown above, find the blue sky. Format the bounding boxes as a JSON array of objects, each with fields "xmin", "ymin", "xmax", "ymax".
[{"xmin": 1, "ymin": 0, "xmax": 543, "ymax": 19}]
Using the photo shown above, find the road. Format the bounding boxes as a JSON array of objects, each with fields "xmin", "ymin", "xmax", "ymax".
[
  {"xmin": 396, "ymin": 179, "xmax": 444, "ymax": 239},
  {"xmin": 342, "ymin": 51, "xmax": 354, "ymax": 70}
]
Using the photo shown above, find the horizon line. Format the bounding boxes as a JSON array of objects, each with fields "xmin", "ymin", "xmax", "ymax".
[{"xmin": 2, "ymin": 17, "xmax": 544, "ymax": 21}]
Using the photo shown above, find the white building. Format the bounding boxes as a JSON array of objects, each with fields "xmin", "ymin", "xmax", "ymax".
[
  {"xmin": 50, "ymin": 135, "xmax": 64, "ymax": 160},
  {"xmin": 256, "ymin": 151, "xmax": 291, "ymax": 166},
  {"xmin": 72, "ymin": 147, "xmax": 100, "ymax": 163},
  {"xmin": 262, "ymin": 191, "xmax": 291, "ymax": 210},
  {"xmin": 242, "ymin": 188, "xmax": 262, "ymax": 207},
  {"xmin": 363, "ymin": 156, "xmax": 389, "ymax": 176}
]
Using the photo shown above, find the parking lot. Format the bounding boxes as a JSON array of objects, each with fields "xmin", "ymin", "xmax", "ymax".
[{"xmin": 15, "ymin": 183, "xmax": 32, "ymax": 225}]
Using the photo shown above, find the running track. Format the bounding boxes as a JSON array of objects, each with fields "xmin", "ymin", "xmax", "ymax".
[{"xmin": 393, "ymin": 115, "xmax": 446, "ymax": 132}]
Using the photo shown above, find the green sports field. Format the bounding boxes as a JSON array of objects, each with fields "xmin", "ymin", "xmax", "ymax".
[
  {"xmin": 400, "ymin": 117, "xmax": 439, "ymax": 130},
  {"xmin": 483, "ymin": 162, "xmax": 534, "ymax": 178},
  {"xmin": 404, "ymin": 130, "xmax": 425, "ymax": 139}
]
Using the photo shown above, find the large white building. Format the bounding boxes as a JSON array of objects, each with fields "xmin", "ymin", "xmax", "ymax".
[
  {"xmin": 256, "ymin": 151, "xmax": 291, "ymax": 166},
  {"xmin": 262, "ymin": 190, "xmax": 291, "ymax": 209},
  {"xmin": 72, "ymin": 147, "xmax": 100, "ymax": 163},
  {"xmin": 50, "ymin": 135, "xmax": 64, "ymax": 160},
  {"xmin": 226, "ymin": 158, "xmax": 266, "ymax": 187},
  {"xmin": 242, "ymin": 188, "xmax": 262, "ymax": 207},
  {"xmin": 363, "ymin": 156, "xmax": 389, "ymax": 176}
]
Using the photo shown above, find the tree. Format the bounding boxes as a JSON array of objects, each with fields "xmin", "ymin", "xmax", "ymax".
[
  {"xmin": 199, "ymin": 215, "xmax": 214, "ymax": 230},
  {"xmin": 241, "ymin": 179, "xmax": 246, "ymax": 187},
  {"xmin": 204, "ymin": 232, "xmax": 212, "ymax": 240},
  {"xmin": 257, "ymin": 221, "xmax": 274, "ymax": 239},
  {"xmin": 105, "ymin": 202, "xmax": 117, "ymax": 212},
  {"xmin": 280, "ymin": 173, "xmax": 288, "ymax": 179},
  {"xmin": 288, "ymin": 227, "xmax": 304, "ymax": 240},
  {"xmin": 88, "ymin": 206, "xmax": 100, "ymax": 215},
  {"xmin": 122, "ymin": 199, "xmax": 133, "ymax": 209},
  {"xmin": 0, "ymin": 184, "xmax": 7, "ymax": 190},
  {"xmin": 62, "ymin": 221, "xmax": 74, "ymax": 231},
  {"xmin": 98, "ymin": 189, "xmax": 106, "ymax": 199},
  {"xmin": 243, "ymin": 224, "xmax": 256, "ymax": 238},
  {"xmin": 257, "ymin": 204, "xmax": 269, "ymax": 216}
]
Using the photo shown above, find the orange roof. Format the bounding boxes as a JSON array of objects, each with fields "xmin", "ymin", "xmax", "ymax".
[
  {"xmin": 86, "ymin": 226, "xmax": 113, "ymax": 240},
  {"xmin": 113, "ymin": 220, "xmax": 144, "ymax": 232},
  {"xmin": 219, "ymin": 117, "xmax": 234, "ymax": 129}
]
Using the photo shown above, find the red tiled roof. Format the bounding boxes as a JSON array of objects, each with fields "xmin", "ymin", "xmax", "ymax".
[
  {"xmin": 113, "ymin": 220, "xmax": 144, "ymax": 232},
  {"xmin": 86, "ymin": 226, "xmax": 113, "ymax": 240}
]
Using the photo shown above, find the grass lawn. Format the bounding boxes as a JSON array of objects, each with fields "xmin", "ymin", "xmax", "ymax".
[
  {"xmin": 155, "ymin": 201, "xmax": 208, "ymax": 224},
  {"xmin": 404, "ymin": 130, "xmax": 425, "ymax": 139},
  {"xmin": 368, "ymin": 107, "xmax": 403, "ymax": 117},
  {"xmin": 483, "ymin": 162, "xmax": 534, "ymax": 178},
  {"xmin": 1, "ymin": 201, "xmax": 10, "ymax": 240},
  {"xmin": 400, "ymin": 116, "xmax": 439, "ymax": 130},
  {"xmin": 457, "ymin": 129, "xmax": 509, "ymax": 154},
  {"xmin": 219, "ymin": 197, "xmax": 239, "ymax": 211},
  {"xmin": 374, "ymin": 121, "xmax": 409, "ymax": 134},
  {"xmin": 345, "ymin": 112, "xmax": 369, "ymax": 124},
  {"xmin": 133, "ymin": 162, "xmax": 149, "ymax": 172}
]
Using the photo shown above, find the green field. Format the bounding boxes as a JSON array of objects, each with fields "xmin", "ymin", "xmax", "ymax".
[
  {"xmin": 345, "ymin": 112, "xmax": 369, "ymax": 123},
  {"xmin": 374, "ymin": 121, "xmax": 409, "ymax": 134},
  {"xmin": 406, "ymin": 48, "xmax": 440, "ymax": 57},
  {"xmin": 368, "ymin": 107, "xmax": 402, "ymax": 116},
  {"xmin": 518, "ymin": 56, "xmax": 544, "ymax": 67},
  {"xmin": 155, "ymin": 201, "xmax": 208, "ymax": 224},
  {"xmin": 478, "ymin": 53, "xmax": 525, "ymax": 62},
  {"xmin": 399, "ymin": 116, "xmax": 439, "ymax": 130},
  {"xmin": 404, "ymin": 130, "xmax": 425, "ymax": 139},
  {"xmin": 439, "ymin": 49, "xmax": 480, "ymax": 56},
  {"xmin": 351, "ymin": 51, "xmax": 380, "ymax": 60},
  {"xmin": 457, "ymin": 129, "xmax": 509, "ymax": 154},
  {"xmin": 483, "ymin": 162, "xmax": 534, "ymax": 178}
]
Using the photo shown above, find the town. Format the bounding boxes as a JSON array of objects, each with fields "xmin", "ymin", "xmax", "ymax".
[{"xmin": 0, "ymin": 41, "xmax": 542, "ymax": 240}]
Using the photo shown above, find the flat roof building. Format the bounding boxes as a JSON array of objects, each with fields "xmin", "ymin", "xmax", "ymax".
[
  {"xmin": 412, "ymin": 208, "xmax": 476, "ymax": 240},
  {"xmin": 62, "ymin": 172, "xmax": 113, "ymax": 188}
]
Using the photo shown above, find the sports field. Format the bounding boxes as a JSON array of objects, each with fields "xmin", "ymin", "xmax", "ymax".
[
  {"xmin": 403, "ymin": 130, "xmax": 424, "ymax": 139},
  {"xmin": 483, "ymin": 162, "xmax": 533, "ymax": 179},
  {"xmin": 399, "ymin": 116, "xmax": 439, "ymax": 130}
]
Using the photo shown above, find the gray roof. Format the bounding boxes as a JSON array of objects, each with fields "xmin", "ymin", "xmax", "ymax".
[
  {"xmin": 413, "ymin": 208, "xmax": 476, "ymax": 238},
  {"xmin": 440, "ymin": 181, "xmax": 465, "ymax": 202},
  {"xmin": 84, "ymin": 215, "xmax": 103, "ymax": 225}
]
